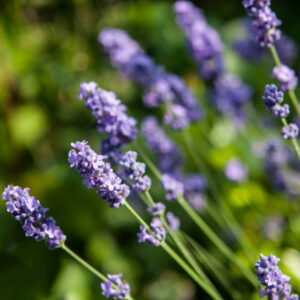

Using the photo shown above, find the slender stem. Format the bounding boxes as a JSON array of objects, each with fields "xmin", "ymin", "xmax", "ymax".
[
  {"xmin": 269, "ymin": 45, "xmax": 281, "ymax": 67},
  {"xmin": 183, "ymin": 233, "xmax": 242, "ymax": 300},
  {"xmin": 61, "ymin": 243, "xmax": 107, "ymax": 281},
  {"xmin": 177, "ymin": 195, "xmax": 257, "ymax": 287},
  {"xmin": 269, "ymin": 45, "xmax": 300, "ymax": 117},
  {"xmin": 123, "ymin": 200, "xmax": 223, "ymax": 300},
  {"xmin": 124, "ymin": 201, "xmax": 149, "ymax": 229},
  {"xmin": 281, "ymin": 118, "xmax": 300, "ymax": 160},
  {"xmin": 143, "ymin": 191, "xmax": 219, "ymax": 296},
  {"xmin": 288, "ymin": 89, "xmax": 300, "ymax": 116},
  {"xmin": 61, "ymin": 244, "xmax": 134, "ymax": 300},
  {"xmin": 181, "ymin": 128, "xmax": 255, "ymax": 261},
  {"xmin": 136, "ymin": 147, "xmax": 256, "ymax": 278},
  {"xmin": 161, "ymin": 242, "xmax": 223, "ymax": 300}
]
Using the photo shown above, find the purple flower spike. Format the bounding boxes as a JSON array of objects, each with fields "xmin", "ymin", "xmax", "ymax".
[
  {"xmin": 174, "ymin": 1, "xmax": 224, "ymax": 80},
  {"xmin": 225, "ymin": 158, "xmax": 248, "ymax": 182},
  {"xmin": 166, "ymin": 212, "xmax": 180, "ymax": 231},
  {"xmin": 68, "ymin": 141, "xmax": 130, "ymax": 208},
  {"xmin": 137, "ymin": 218, "xmax": 167, "ymax": 246},
  {"xmin": 99, "ymin": 28, "xmax": 202, "ymax": 129},
  {"xmin": 161, "ymin": 174, "xmax": 184, "ymax": 201},
  {"xmin": 272, "ymin": 65, "xmax": 298, "ymax": 92},
  {"xmin": 101, "ymin": 273, "xmax": 130, "ymax": 299},
  {"xmin": 212, "ymin": 74, "xmax": 252, "ymax": 123},
  {"xmin": 147, "ymin": 202, "xmax": 166, "ymax": 216},
  {"xmin": 119, "ymin": 151, "xmax": 151, "ymax": 193},
  {"xmin": 255, "ymin": 254, "xmax": 299, "ymax": 300},
  {"xmin": 142, "ymin": 116, "xmax": 183, "ymax": 174},
  {"xmin": 2, "ymin": 185, "xmax": 66, "ymax": 250},
  {"xmin": 282, "ymin": 124, "xmax": 299, "ymax": 140},
  {"xmin": 242, "ymin": 0, "xmax": 281, "ymax": 47},
  {"xmin": 78, "ymin": 82, "xmax": 137, "ymax": 162}
]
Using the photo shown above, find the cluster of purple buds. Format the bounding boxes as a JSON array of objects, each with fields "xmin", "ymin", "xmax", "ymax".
[
  {"xmin": 147, "ymin": 202, "xmax": 166, "ymax": 216},
  {"xmin": 173, "ymin": 0, "xmax": 224, "ymax": 80},
  {"xmin": 138, "ymin": 218, "xmax": 167, "ymax": 246},
  {"xmin": 212, "ymin": 74, "xmax": 252, "ymax": 124},
  {"xmin": 234, "ymin": 19, "xmax": 297, "ymax": 64},
  {"xmin": 118, "ymin": 151, "xmax": 151, "ymax": 193},
  {"xmin": 78, "ymin": 82, "xmax": 137, "ymax": 162},
  {"xmin": 255, "ymin": 254, "xmax": 299, "ymax": 300},
  {"xmin": 2, "ymin": 185, "xmax": 66, "ymax": 250},
  {"xmin": 225, "ymin": 158, "xmax": 248, "ymax": 183},
  {"xmin": 166, "ymin": 212, "xmax": 180, "ymax": 231},
  {"xmin": 262, "ymin": 85, "xmax": 299, "ymax": 140},
  {"xmin": 242, "ymin": 0, "xmax": 281, "ymax": 47},
  {"xmin": 101, "ymin": 273, "xmax": 130, "ymax": 299},
  {"xmin": 141, "ymin": 116, "xmax": 183, "ymax": 174},
  {"xmin": 272, "ymin": 65, "xmax": 298, "ymax": 92},
  {"xmin": 161, "ymin": 173, "xmax": 184, "ymax": 201},
  {"xmin": 68, "ymin": 141, "xmax": 130, "ymax": 208},
  {"xmin": 99, "ymin": 29, "xmax": 202, "ymax": 130},
  {"xmin": 282, "ymin": 124, "xmax": 299, "ymax": 140},
  {"xmin": 262, "ymin": 84, "xmax": 289, "ymax": 118}
]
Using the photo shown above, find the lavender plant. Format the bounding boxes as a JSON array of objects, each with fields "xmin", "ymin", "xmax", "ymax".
[
  {"xmin": 2, "ymin": 1, "xmax": 300, "ymax": 299},
  {"xmin": 2, "ymin": 185, "xmax": 134, "ymax": 300}
]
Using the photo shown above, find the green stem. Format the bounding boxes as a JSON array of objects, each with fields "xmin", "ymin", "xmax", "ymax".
[
  {"xmin": 161, "ymin": 242, "xmax": 223, "ymax": 300},
  {"xmin": 61, "ymin": 244, "xmax": 134, "ymax": 300},
  {"xmin": 177, "ymin": 195, "xmax": 257, "ymax": 287},
  {"xmin": 181, "ymin": 129, "xmax": 255, "ymax": 262},
  {"xmin": 123, "ymin": 200, "xmax": 223, "ymax": 300},
  {"xmin": 136, "ymin": 146, "xmax": 256, "ymax": 280},
  {"xmin": 269, "ymin": 45, "xmax": 300, "ymax": 117},
  {"xmin": 183, "ymin": 233, "xmax": 242, "ymax": 300},
  {"xmin": 269, "ymin": 45, "xmax": 281, "ymax": 67},
  {"xmin": 143, "ymin": 192, "xmax": 218, "ymax": 295}
]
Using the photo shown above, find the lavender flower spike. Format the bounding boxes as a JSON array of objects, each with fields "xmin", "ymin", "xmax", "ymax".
[
  {"xmin": 282, "ymin": 123, "xmax": 299, "ymax": 140},
  {"xmin": 161, "ymin": 173, "xmax": 184, "ymax": 201},
  {"xmin": 166, "ymin": 212, "xmax": 180, "ymax": 231},
  {"xmin": 255, "ymin": 254, "xmax": 299, "ymax": 300},
  {"xmin": 99, "ymin": 28, "xmax": 202, "ymax": 130},
  {"xmin": 119, "ymin": 151, "xmax": 151, "ymax": 193},
  {"xmin": 142, "ymin": 116, "xmax": 183, "ymax": 174},
  {"xmin": 174, "ymin": 1, "xmax": 224, "ymax": 80},
  {"xmin": 137, "ymin": 218, "xmax": 167, "ymax": 246},
  {"xmin": 242, "ymin": 0, "xmax": 281, "ymax": 47},
  {"xmin": 101, "ymin": 273, "xmax": 131, "ymax": 299},
  {"xmin": 78, "ymin": 82, "xmax": 137, "ymax": 162},
  {"xmin": 68, "ymin": 140, "xmax": 130, "ymax": 208},
  {"xmin": 212, "ymin": 74, "xmax": 252, "ymax": 123},
  {"xmin": 2, "ymin": 185, "xmax": 66, "ymax": 250},
  {"xmin": 272, "ymin": 65, "xmax": 298, "ymax": 92}
]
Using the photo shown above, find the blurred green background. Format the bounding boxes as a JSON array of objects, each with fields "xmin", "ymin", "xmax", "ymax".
[{"xmin": 1, "ymin": 0, "xmax": 300, "ymax": 299}]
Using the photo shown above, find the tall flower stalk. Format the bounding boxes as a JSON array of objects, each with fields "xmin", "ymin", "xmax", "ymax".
[
  {"xmin": 68, "ymin": 139, "xmax": 223, "ymax": 300},
  {"xmin": 1, "ymin": 185, "xmax": 134, "ymax": 300},
  {"xmin": 241, "ymin": 0, "xmax": 300, "ymax": 117}
]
